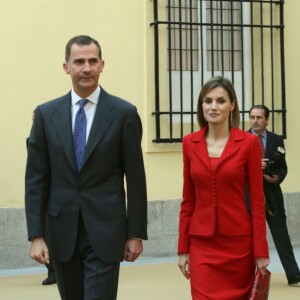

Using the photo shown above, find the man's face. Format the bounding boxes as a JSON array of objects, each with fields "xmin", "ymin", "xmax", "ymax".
[
  {"xmin": 63, "ymin": 43, "xmax": 104, "ymax": 98},
  {"xmin": 249, "ymin": 108, "xmax": 268, "ymax": 135}
]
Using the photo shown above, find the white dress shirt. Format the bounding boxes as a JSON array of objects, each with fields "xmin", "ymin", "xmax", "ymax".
[{"xmin": 71, "ymin": 86, "xmax": 101, "ymax": 143}]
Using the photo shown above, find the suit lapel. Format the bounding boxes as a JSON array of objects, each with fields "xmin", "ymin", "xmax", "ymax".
[
  {"xmin": 51, "ymin": 89, "xmax": 114, "ymax": 173},
  {"xmin": 265, "ymin": 131, "xmax": 274, "ymax": 158},
  {"xmin": 82, "ymin": 89, "xmax": 114, "ymax": 168},
  {"xmin": 193, "ymin": 130, "xmax": 211, "ymax": 173},
  {"xmin": 217, "ymin": 135, "xmax": 240, "ymax": 171},
  {"xmin": 52, "ymin": 93, "xmax": 77, "ymax": 172}
]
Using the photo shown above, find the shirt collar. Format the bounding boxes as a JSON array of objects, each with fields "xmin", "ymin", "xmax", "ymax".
[
  {"xmin": 251, "ymin": 129, "xmax": 267, "ymax": 139},
  {"xmin": 71, "ymin": 86, "xmax": 101, "ymax": 106}
]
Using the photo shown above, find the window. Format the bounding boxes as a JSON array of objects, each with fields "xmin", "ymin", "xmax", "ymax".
[
  {"xmin": 151, "ymin": 0, "xmax": 286, "ymax": 143},
  {"xmin": 168, "ymin": 0, "xmax": 199, "ymax": 71},
  {"xmin": 206, "ymin": 1, "xmax": 242, "ymax": 71}
]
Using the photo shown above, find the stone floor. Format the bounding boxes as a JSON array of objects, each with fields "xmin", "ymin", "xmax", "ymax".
[{"xmin": 0, "ymin": 248, "xmax": 299, "ymax": 299}]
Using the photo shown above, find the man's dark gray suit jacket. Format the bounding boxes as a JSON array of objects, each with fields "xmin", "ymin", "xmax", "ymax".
[
  {"xmin": 25, "ymin": 88, "xmax": 148, "ymax": 264},
  {"xmin": 248, "ymin": 129, "xmax": 287, "ymax": 212},
  {"xmin": 262, "ymin": 130, "xmax": 287, "ymax": 211}
]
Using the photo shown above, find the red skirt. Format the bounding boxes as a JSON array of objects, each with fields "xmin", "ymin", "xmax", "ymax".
[{"xmin": 189, "ymin": 233, "xmax": 255, "ymax": 300}]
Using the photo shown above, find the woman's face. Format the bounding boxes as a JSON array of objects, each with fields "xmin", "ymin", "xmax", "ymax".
[{"xmin": 202, "ymin": 87, "xmax": 235, "ymax": 126}]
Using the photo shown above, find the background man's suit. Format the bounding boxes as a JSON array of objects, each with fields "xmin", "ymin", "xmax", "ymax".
[
  {"xmin": 250, "ymin": 129, "xmax": 299, "ymax": 279},
  {"xmin": 25, "ymin": 88, "xmax": 147, "ymax": 297}
]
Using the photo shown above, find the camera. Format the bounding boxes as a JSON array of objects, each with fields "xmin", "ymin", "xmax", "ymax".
[{"xmin": 264, "ymin": 146, "xmax": 285, "ymax": 176}]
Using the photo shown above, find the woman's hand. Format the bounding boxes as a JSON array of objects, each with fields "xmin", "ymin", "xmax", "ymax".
[
  {"xmin": 178, "ymin": 253, "xmax": 190, "ymax": 280},
  {"xmin": 255, "ymin": 257, "xmax": 270, "ymax": 276}
]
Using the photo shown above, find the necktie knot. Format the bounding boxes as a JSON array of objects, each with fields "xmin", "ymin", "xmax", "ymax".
[{"xmin": 78, "ymin": 99, "xmax": 89, "ymax": 109}]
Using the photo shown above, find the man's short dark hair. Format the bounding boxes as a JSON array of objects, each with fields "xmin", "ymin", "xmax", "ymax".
[
  {"xmin": 249, "ymin": 105, "xmax": 270, "ymax": 119},
  {"xmin": 65, "ymin": 35, "xmax": 102, "ymax": 62}
]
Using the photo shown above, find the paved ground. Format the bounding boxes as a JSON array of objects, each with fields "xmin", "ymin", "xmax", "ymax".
[{"xmin": 0, "ymin": 249, "xmax": 299, "ymax": 299}]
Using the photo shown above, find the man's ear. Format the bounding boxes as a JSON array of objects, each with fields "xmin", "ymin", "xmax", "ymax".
[
  {"xmin": 63, "ymin": 62, "xmax": 70, "ymax": 74},
  {"xmin": 100, "ymin": 60, "xmax": 105, "ymax": 73}
]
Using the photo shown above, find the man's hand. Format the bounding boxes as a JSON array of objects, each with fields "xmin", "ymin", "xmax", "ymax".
[
  {"xmin": 261, "ymin": 158, "xmax": 269, "ymax": 171},
  {"xmin": 124, "ymin": 239, "xmax": 143, "ymax": 262},
  {"xmin": 262, "ymin": 158, "xmax": 279, "ymax": 184},
  {"xmin": 30, "ymin": 237, "xmax": 49, "ymax": 264},
  {"xmin": 263, "ymin": 174, "xmax": 279, "ymax": 184},
  {"xmin": 178, "ymin": 253, "xmax": 190, "ymax": 280}
]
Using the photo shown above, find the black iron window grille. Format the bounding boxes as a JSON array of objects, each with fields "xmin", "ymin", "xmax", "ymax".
[
  {"xmin": 169, "ymin": 0, "xmax": 199, "ymax": 71},
  {"xmin": 150, "ymin": 0, "xmax": 286, "ymax": 143}
]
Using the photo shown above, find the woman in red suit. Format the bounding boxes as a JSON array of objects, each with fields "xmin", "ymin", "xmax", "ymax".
[{"xmin": 177, "ymin": 77, "xmax": 270, "ymax": 299}]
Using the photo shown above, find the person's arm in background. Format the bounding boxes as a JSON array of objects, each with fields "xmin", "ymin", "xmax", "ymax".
[{"xmin": 264, "ymin": 135, "xmax": 287, "ymax": 185}]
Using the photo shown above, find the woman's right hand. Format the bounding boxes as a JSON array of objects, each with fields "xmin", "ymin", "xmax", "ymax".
[
  {"xmin": 255, "ymin": 257, "xmax": 270, "ymax": 276},
  {"xmin": 177, "ymin": 253, "xmax": 190, "ymax": 280}
]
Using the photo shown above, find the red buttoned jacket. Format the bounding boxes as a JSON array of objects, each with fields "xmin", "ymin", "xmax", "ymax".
[{"xmin": 178, "ymin": 126, "xmax": 269, "ymax": 258}]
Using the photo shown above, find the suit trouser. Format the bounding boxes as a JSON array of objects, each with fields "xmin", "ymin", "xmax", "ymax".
[
  {"xmin": 52, "ymin": 214, "xmax": 120, "ymax": 300},
  {"xmin": 266, "ymin": 210, "xmax": 299, "ymax": 278},
  {"xmin": 44, "ymin": 217, "xmax": 55, "ymax": 278},
  {"xmin": 46, "ymin": 259, "xmax": 55, "ymax": 277}
]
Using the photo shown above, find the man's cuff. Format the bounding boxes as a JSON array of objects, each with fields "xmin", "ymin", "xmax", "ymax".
[{"xmin": 28, "ymin": 236, "xmax": 41, "ymax": 242}]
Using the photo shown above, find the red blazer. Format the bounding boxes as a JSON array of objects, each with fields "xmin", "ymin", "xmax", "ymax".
[{"xmin": 178, "ymin": 126, "xmax": 269, "ymax": 258}]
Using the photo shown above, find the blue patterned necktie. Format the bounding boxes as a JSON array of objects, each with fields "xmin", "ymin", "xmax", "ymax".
[{"xmin": 73, "ymin": 99, "xmax": 89, "ymax": 172}]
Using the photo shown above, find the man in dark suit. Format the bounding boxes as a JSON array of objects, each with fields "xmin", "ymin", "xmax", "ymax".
[
  {"xmin": 25, "ymin": 35, "xmax": 148, "ymax": 299},
  {"xmin": 249, "ymin": 105, "xmax": 300, "ymax": 285}
]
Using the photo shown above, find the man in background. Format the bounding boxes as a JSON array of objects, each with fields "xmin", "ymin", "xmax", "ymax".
[
  {"xmin": 25, "ymin": 35, "xmax": 147, "ymax": 299},
  {"xmin": 249, "ymin": 104, "xmax": 300, "ymax": 285}
]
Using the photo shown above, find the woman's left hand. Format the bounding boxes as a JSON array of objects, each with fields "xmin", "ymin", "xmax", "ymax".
[{"xmin": 255, "ymin": 257, "xmax": 270, "ymax": 276}]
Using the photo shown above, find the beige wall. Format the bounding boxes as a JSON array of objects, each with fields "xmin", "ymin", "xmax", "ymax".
[
  {"xmin": 283, "ymin": 0, "xmax": 300, "ymax": 193},
  {"xmin": 0, "ymin": 0, "xmax": 155, "ymax": 207},
  {"xmin": 0, "ymin": 0, "xmax": 299, "ymax": 208}
]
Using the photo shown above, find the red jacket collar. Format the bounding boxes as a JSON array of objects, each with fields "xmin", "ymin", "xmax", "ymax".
[
  {"xmin": 191, "ymin": 125, "xmax": 246, "ymax": 143},
  {"xmin": 190, "ymin": 125, "xmax": 245, "ymax": 173}
]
